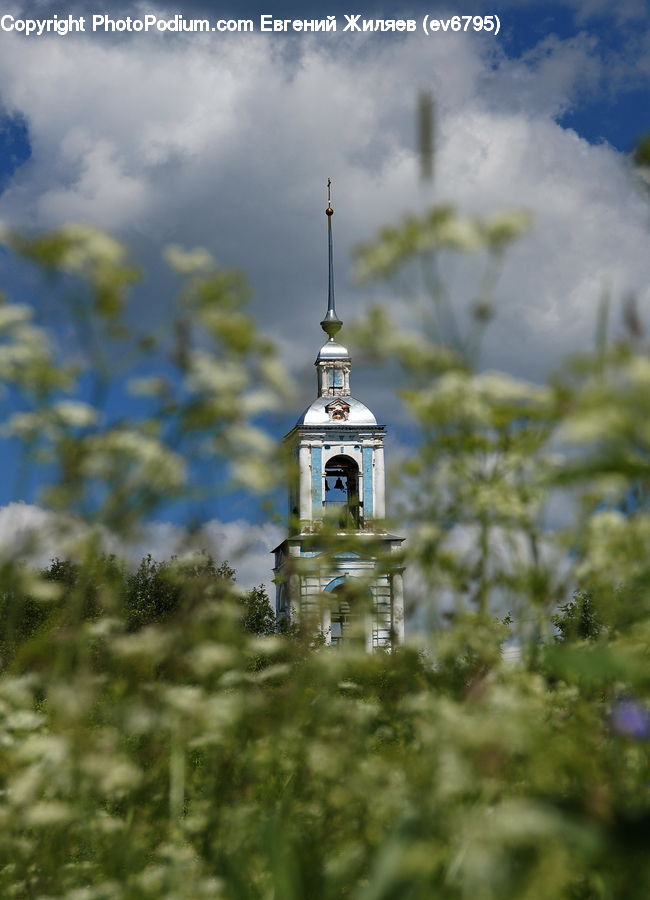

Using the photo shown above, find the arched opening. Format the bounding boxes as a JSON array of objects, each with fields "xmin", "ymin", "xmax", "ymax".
[{"xmin": 324, "ymin": 455, "xmax": 360, "ymax": 527}]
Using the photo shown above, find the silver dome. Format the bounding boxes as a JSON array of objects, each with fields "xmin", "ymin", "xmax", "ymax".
[
  {"xmin": 316, "ymin": 339, "xmax": 350, "ymax": 362},
  {"xmin": 295, "ymin": 395, "xmax": 377, "ymax": 427}
]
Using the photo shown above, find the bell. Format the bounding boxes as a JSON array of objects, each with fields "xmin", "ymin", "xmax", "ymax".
[{"xmin": 334, "ymin": 477, "xmax": 344, "ymax": 491}]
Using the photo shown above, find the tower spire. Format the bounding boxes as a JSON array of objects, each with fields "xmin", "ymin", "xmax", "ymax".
[
  {"xmin": 272, "ymin": 179, "xmax": 405, "ymax": 648},
  {"xmin": 320, "ymin": 177, "xmax": 343, "ymax": 340}
]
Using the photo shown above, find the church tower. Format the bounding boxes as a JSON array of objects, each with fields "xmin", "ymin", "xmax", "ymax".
[{"xmin": 273, "ymin": 182, "xmax": 405, "ymax": 648}]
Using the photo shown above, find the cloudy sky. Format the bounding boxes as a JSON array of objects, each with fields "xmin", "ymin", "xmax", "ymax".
[{"xmin": 0, "ymin": 0, "xmax": 649, "ymax": 588}]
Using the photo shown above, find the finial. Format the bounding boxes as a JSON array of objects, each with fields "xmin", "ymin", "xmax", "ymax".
[{"xmin": 321, "ymin": 177, "xmax": 342, "ymax": 339}]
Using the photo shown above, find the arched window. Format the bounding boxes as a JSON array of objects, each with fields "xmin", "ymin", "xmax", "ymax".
[{"xmin": 324, "ymin": 455, "xmax": 360, "ymax": 527}]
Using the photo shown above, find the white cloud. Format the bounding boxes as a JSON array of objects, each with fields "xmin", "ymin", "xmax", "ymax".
[
  {"xmin": 569, "ymin": 0, "xmax": 648, "ymax": 24},
  {"xmin": 494, "ymin": 0, "xmax": 647, "ymax": 25},
  {"xmin": 0, "ymin": 14, "xmax": 646, "ymax": 392},
  {"xmin": 0, "ymin": 501, "xmax": 61, "ymax": 560},
  {"xmin": 0, "ymin": 502, "xmax": 282, "ymax": 593},
  {"xmin": 438, "ymin": 112, "xmax": 650, "ymax": 380},
  {"xmin": 0, "ymin": 10, "xmax": 649, "ymax": 605},
  {"xmin": 131, "ymin": 516, "xmax": 283, "ymax": 591}
]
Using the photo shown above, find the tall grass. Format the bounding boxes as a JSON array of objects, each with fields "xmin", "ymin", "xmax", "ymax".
[{"xmin": 1, "ymin": 175, "xmax": 650, "ymax": 897}]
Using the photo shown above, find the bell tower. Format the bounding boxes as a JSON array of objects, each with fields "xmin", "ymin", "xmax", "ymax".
[{"xmin": 273, "ymin": 181, "xmax": 405, "ymax": 648}]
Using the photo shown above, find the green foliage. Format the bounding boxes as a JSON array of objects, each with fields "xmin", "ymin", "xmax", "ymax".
[
  {"xmin": 240, "ymin": 583, "xmax": 278, "ymax": 636},
  {"xmin": 123, "ymin": 553, "xmax": 237, "ymax": 632},
  {"xmin": 0, "ymin": 553, "xmax": 275, "ymax": 671},
  {"xmin": 553, "ymin": 592, "xmax": 604, "ymax": 643},
  {"xmin": 2, "ymin": 140, "xmax": 650, "ymax": 896}
]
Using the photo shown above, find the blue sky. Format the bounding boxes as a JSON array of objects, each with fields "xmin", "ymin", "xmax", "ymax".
[{"xmin": 0, "ymin": 0, "xmax": 649, "ymax": 584}]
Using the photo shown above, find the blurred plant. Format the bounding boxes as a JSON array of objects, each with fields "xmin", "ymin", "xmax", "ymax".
[
  {"xmin": 352, "ymin": 199, "xmax": 558, "ymax": 652},
  {"xmin": 0, "ymin": 552, "xmax": 276, "ymax": 672},
  {"xmin": 0, "ymin": 225, "xmax": 293, "ymax": 537},
  {"xmin": 552, "ymin": 590, "xmax": 603, "ymax": 643},
  {"xmin": 1, "ymin": 127, "xmax": 650, "ymax": 898}
]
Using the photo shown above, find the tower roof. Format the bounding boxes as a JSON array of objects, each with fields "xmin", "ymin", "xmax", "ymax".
[{"xmin": 316, "ymin": 338, "xmax": 350, "ymax": 362}]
